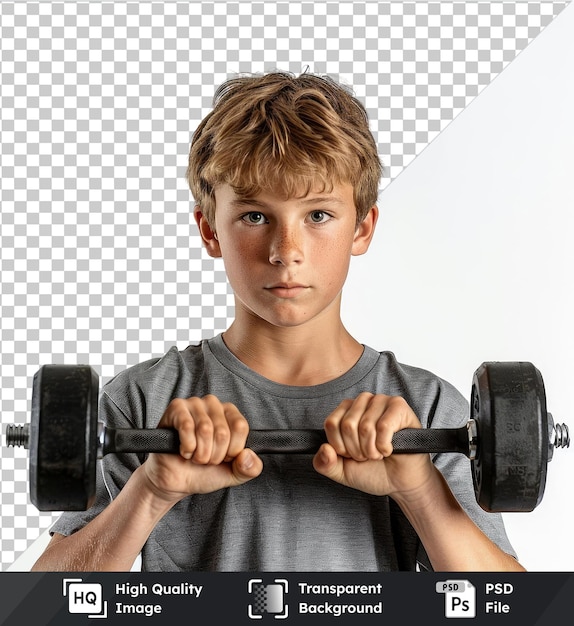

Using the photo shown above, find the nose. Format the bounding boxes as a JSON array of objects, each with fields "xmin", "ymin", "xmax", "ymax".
[{"xmin": 268, "ymin": 223, "xmax": 304, "ymax": 266}]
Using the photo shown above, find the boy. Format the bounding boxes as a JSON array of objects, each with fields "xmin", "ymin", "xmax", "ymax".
[{"xmin": 33, "ymin": 71, "xmax": 523, "ymax": 572}]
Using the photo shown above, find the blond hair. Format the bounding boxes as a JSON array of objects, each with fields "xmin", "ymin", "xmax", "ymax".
[{"xmin": 187, "ymin": 71, "xmax": 382, "ymax": 226}]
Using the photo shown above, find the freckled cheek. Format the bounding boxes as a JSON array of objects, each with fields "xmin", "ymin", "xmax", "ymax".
[
  {"xmin": 314, "ymin": 238, "xmax": 352, "ymax": 281},
  {"xmin": 219, "ymin": 241, "xmax": 264, "ymax": 287}
]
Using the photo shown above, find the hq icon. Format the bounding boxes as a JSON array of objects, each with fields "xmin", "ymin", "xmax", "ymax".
[{"xmin": 63, "ymin": 579, "xmax": 108, "ymax": 618}]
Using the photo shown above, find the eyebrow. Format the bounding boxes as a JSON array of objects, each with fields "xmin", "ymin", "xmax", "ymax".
[
  {"xmin": 298, "ymin": 195, "xmax": 347, "ymax": 206},
  {"xmin": 229, "ymin": 195, "xmax": 347, "ymax": 210},
  {"xmin": 229, "ymin": 198, "xmax": 268, "ymax": 210}
]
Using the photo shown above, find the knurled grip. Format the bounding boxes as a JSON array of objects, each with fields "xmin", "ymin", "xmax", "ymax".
[
  {"xmin": 391, "ymin": 425, "xmax": 470, "ymax": 456},
  {"xmin": 102, "ymin": 426, "xmax": 471, "ymax": 456},
  {"xmin": 103, "ymin": 427, "xmax": 180, "ymax": 455}
]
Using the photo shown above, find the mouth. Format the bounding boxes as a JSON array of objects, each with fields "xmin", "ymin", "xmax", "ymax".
[{"xmin": 265, "ymin": 283, "xmax": 309, "ymax": 298}]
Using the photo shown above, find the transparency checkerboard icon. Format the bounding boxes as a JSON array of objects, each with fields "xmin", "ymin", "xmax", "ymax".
[{"xmin": 248, "ymin": 579, "xmax": 289, "ymax": 619}]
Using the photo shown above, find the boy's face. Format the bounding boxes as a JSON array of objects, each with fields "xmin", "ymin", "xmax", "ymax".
[{"xmin": 196, "ymin": 182, "xmax": 377, "ymax": 330}]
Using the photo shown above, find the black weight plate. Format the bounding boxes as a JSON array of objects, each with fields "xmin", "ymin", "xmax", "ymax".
[
  {"xmin": 471, "ymin": 361, "xmax": 548, "ymax": 512},
  {"xmin": 29, "ymin": 365, "xmax": 99, "ymax": 511}
]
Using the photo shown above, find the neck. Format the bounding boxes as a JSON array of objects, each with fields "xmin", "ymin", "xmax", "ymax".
[{"xmin": 222, "ymin": 306, "xmax": 364, "ymax": 387}]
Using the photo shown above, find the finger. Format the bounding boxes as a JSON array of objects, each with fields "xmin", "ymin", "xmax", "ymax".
[
  {"xmin": 337, "ymin": 393, "xmax": 376, "ymax": 460},
  {"xmin": 356, "ymin": 394, "xmax": 413, "ymax": 460},
  {"xmin": 159, "ymin": 398, "xmax": 198, "ymax": 460},
  {"xmin": 223, "ymin": 402, "xmax": 250, "ymax": 461},
  {"xmin": 165, "ymin": 396, "xmax": 219, "ymax": 464},
  {"xmin": 374, "ymin": 396, "xmax": 420, "ymax": 457},
  {"xmin": 323, "ymin": 398, "xmax": 354, "ymax": 457},
  {"xmin": 192, "ymin": 395, "xmax": 232, "ymax": 464},
  {"xmin": 312, "ymin": 443, "xmax": 346, "ymax": 483},
  {"xmin": 357, "ymin": 396, "xmax": 389, "ymax": 460},
  {"xmin": 230, "ymin": 449, "xmax": 263, "ymax": 485}
]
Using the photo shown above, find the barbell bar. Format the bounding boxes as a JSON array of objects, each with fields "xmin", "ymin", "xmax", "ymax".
[{"xmin": 4, "ymin": 361, "xmax": 570, "ymax": 513}]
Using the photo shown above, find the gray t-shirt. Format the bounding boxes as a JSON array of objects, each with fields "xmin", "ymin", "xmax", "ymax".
[{"xmin": 51, "ymin": 334, "xmax": 517, "ymax": 571}]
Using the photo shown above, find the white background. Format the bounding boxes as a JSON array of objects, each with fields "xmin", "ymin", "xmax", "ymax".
[
  {"xmin": 7, "ymin": 2, "xmax": 573, "ymax": 573},
  {"xmin": 343, "ymin": 5, "xmax": 574, "ymax": 571}
]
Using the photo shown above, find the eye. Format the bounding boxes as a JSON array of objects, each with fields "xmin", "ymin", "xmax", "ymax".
[
  {"xmin": 241, "ymin": 212, "xmax": 268, "ymax": 225},
  {"xmin": 308, "ymin": 210, "xmax": 331, "ymax": 224}
]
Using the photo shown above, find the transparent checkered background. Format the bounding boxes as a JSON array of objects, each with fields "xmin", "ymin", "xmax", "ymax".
[{"xmin": 0, "ymin": 1, "xmax": 569, "ymax": 569}]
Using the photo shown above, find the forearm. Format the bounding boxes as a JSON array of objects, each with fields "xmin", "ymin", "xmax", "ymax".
[
  {"xmin": 391, "ymin": 467, "xmax": 526, "ymax": 572},
  {"xmin": 31, "ymin": 466, "xmax": 177, "ymax": 572}
]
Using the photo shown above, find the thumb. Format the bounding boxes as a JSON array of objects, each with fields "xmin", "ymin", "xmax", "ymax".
[
  {"xmin": 230, "ymin": 449, "xmax": 263, "ymax": 485},
  {"xmin": 312, "ymin": 443, "xmax": 347, "ymax": 485}
]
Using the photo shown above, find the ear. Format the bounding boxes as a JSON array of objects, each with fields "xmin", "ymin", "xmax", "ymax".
[
  {"xmin": 194, "ymin": 208, "xmax": 222, "ymax": 258},
  {"xmin": 351, "ymin": 206, "xmax": 378, "ymax": 256}
]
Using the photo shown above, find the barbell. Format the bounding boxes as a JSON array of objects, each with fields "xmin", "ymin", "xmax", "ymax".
[{"xmin": 4, "ymin": 361, "xmax": 570, "ymax": 513}]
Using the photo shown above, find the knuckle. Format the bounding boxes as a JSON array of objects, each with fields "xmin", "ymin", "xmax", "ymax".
[
  {"xmin": 323, "ymin": 416, "xmax": 337, "ymax": 431},
  {"xmin": 202, "ymin": 394, "xmax": 220, "ymax": 407},
  {"xmin": 231, "ymin": 417, "xmax": 249, "ymax": 436},
  {"xmin": 375, "ymin": 421, "xmax": 392, "ymax": 440},
  {"xmin": 163, "ymin": 398, "xmax": 194, "ymax": 429},
  {"xmin": 375, "ymin": 425, "xmax": 394, "ymax": 449},
  {"xmin": 213, "ymin": 425, "xmax": 230, "ymax": 445},
  {"xmin": 195, "ymin": 419, "xmax": 213, "ymax": 437},
  {"xmin": 376, "ymin": 418, "xmax": 392, "ymax": 433},
  {"xmin": 357, "ymin": 391, "xmax": 375, "ymax": 402},
  {"xmin": 213, "ymin": 424, "xmax": 229, "ymax": 436},
  {"xmin": 341, "ymin": 420, "xmax": 356, "ymax": 438},
  {"xmin": 167, "ymin": 397, "xmax": 187, "ymax": 411},
  {"xmin": 358, "ymin": 420, "xmax": 372, "ymax": 438},
  {"xmin": 221, "ymin": 401, "xmax": 238, "ymax": 412},
  {"xmin": 387, "ymin": 395, "xmax": 408, "ymax": 411}
]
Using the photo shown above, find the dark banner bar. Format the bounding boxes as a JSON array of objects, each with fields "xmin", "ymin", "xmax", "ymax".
[{"xmin": 0, "ymin": 572, "xmax": 572, "ymax": 625}]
